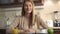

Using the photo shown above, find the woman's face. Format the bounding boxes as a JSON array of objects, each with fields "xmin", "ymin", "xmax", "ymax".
[{"xmin": 24, "ymin": 1, "xmax": 33, "ymax": 14}]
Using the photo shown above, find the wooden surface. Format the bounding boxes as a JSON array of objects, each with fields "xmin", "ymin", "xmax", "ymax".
[
  {"xmin": 53, "ymin": 27, "xmax": 60, "ymax": 34},
  {"xmin": 53, "ymin": 27, "xmax": 60, "ymax": 29}
]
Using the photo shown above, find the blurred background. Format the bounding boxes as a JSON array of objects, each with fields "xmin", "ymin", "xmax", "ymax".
[{"xmin": 0, "ymin": 0, "xmax": 60, "ymax": 29}]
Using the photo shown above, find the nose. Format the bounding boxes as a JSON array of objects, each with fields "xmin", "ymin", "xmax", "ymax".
[{"xmin": 27, "ymin": 6, "xmax": 29, "ymax": 9}]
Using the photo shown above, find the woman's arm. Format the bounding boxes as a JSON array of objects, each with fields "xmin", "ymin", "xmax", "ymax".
[
  {"xmin": 40, "ymin": 19, "xmax": 49, "ymax": 29},
  {"xmin": 6, "ymin": 16, "xmax": 20, "ymax": 33},
  {"xmin": 36, "ymin": 15, "xmax": 49, "ymax": 29}
]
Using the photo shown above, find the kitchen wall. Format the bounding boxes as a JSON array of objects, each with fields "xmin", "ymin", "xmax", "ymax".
[
  {"xmin": 40, "ymin": 0, "xmax": 60, "ymax": 21},
  {"xmin": 0, "ymin": 0, "xmax": 60, "ymax": 28},
  {"xmin": 0, "ymin": 8, "xmax": 21, "ymax": 29}
]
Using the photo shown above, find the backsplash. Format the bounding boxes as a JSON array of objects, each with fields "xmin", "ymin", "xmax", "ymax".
[{"xmin": 0, "ymin": 6, "xmax": 43, "ymax": 28}]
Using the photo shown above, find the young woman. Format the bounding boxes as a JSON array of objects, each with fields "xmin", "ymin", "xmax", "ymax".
[{"xmin": 7, "ymin": 0, "xmax": 49, "ymax": 33}]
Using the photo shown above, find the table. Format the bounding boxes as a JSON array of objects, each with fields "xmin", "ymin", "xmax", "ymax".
[
  {"xmin": 6, "ymin": 31, "xmax": 48, "ymax": 34},
  {"xmin": 6, "ymin": 29, "xmax": 48, "ymax": 34},
  {"xmin": 8, "ymin": 33, "xmax": 48, "ymax": 34}
]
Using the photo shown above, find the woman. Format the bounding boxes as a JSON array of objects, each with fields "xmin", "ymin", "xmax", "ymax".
[{"xmin": 7, "ymin": 0, "xmax": 48, "ymax": 33}]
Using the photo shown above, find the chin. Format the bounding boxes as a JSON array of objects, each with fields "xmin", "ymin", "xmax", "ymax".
[
  {"xmin": 27, "ymin": 13, "xmax": 30, "ymax": 14},
  {"xmin": 27, "ymin": 12, "xmax": 32, "ymax": 14},
  {"xmin": 25, "ymin": 11, "xmax": 32, "ymax": 14},
  {"xmin": 28, "ymin": 11, "xmax": 32, "ymax": 13}
]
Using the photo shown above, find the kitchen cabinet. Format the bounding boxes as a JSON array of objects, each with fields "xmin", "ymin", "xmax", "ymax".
[
  {"xmin": 0, "ymin": 29, "xmax": 6, "ymax": 34},
  {"xmin": 54, "ymin": 29, "xmax": 60, "ymax": 34},
  {"xmin": 0, "ymin": 0, "xmax": 44, "ymax": 8},
  {"xmin": 53, "ymin": 27, "xmax": 60, "ymax": 34}
]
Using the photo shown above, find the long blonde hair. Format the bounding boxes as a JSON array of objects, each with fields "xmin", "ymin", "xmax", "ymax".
[{"xmin": 21, "ymin": 0, "xmax": 35, "ymax": 27}]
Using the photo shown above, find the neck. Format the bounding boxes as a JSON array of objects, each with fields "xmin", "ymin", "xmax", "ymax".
[{"xmin": 25, "ymin": 13, "xmax": 30, "ymax": 18}]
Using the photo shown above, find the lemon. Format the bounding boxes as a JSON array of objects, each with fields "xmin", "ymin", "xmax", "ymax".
[{"xmin": 12, "ymin": 28, "xmax": 19, "ymax": 34}]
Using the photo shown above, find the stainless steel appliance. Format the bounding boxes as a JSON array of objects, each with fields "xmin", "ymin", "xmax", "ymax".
[{"xmin": 53, "ymin": 11, "xmax": 60, "ymax": 27}]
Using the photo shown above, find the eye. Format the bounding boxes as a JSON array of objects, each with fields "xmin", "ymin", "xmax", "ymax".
[
  {"xmin": 24, "ymin": 4, "xmax": 28, "ymax": 7},
  {"xmin": 29, "ymin": 4, "xmax": 32, "ymax": 7}
]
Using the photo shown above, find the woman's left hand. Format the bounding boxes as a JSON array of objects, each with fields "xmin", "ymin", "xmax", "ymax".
[{"xmin": 28, "ymin": 29, "xmax": 35, "ymax": 33}]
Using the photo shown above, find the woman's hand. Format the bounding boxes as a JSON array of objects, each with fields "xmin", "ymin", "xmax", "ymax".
[
  {"xmin": 29, "ymin": 29, "xmax": 35, "ymax": 33},
  {"xmin": 24, "ymin": 29, "xmax": 35, "ymax": 33}
]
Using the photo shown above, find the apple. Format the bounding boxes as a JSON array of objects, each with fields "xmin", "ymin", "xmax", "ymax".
[{"xmin": 48, "ymin": 28, "xmax": 54, "ymax": 34}]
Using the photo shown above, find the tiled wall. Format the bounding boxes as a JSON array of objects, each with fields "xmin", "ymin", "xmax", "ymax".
[
  {"xmin": 0, "ymin": 11, "xmax": 6, "ymax": 29},
  {"xmin": 0, "ymin": 8, "xmax": 21, "ymax": 29},
  {"xmin": 41, "ymin": 0, "xmax": 60, "ymax": 21},
  {"xmin": 0, "ymin": 7, "xmax": 43, "ymax": 28}
]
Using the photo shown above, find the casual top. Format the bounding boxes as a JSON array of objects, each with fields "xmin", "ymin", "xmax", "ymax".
[{"xmin": 6, "ymin": 15, "xmax": 48, "ymax": 32}]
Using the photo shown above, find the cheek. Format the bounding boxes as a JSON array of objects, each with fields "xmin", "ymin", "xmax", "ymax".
[
  {"xmin": 30, "ymin": 7, "xmax": 33, "ymax": 11},
  {"xmin": 24, "ymin": 7, "xmax": 27, "ymax": 12},
  {"xmin": 24, "ymin": 6, "xmax": 27, "ymax": 10},
  {"xmin": 24, "ymin": 6, "xmax": 33, "ymax": 11},
  {"xmin": 29, "ymin": 7, "xmax": 33, "ymax": 13}
]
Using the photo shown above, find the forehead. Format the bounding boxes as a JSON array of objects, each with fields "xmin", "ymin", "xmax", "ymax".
[{"xmin": 24, "ymin": 1, "xmax": 32, "ymax": 5}]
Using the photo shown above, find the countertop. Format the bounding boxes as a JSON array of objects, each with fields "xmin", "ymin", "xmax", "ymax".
[{"xmin": 53, "ymin": 27, "xmax": 60, "ymax": 29}]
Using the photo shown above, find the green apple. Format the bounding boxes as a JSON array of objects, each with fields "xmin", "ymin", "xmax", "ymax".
[{"xmin": 48, "ymin": 28, "xmax": 54, "ymax": 34}]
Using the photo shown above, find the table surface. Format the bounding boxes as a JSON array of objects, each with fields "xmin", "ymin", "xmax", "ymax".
[
  {"xmin": 7, "ymin": 33, "xmax": 48, "ymax": 34},
  {"xmin": 6, "ymin": 27, "xmax": 60, "ymax": 34},
  {"xmin": 6, "ymin": 29, "xmax": 48, "ymax": 34}
]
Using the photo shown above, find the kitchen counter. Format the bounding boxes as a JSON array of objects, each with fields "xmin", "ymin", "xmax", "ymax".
[
  {"xmin": 53, "ymin": 27, "xmax": 60, "ymax": 29},
  {"xmin": 0, "ymin": 29, "xmax": 6, "ymax": 34},
  {"xmin": 53, "ymin": 27, "xmax": 60, "ymax": 34},
  {"xmin": 6, "ymin": 29, "xmax": 48, "ymax": 34}
]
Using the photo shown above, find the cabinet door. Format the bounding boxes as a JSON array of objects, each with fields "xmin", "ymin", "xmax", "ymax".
[
  {"xmin": 54, "ymin": 29, "xmax": 60, "ymax": 34},
  {"xmin": 0, "ymin": 0, "xmax": 44, "ymax": 7},
  {"xmin": 0, "ymin": 0, "xmax": 14, "ymax": 4}
]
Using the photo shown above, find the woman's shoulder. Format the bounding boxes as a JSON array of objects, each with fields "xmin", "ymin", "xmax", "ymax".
[
  {"xmin": 34, "ymin": 15, "xmax": 43, "ymax": 21},
  {"xmin": 35, "ymin": 15, "xmax": 40, "ymax": 18},
  {"xmin": 14, "ymin": 15, "xmax": 23, "ymax": 20},
  {"xmin": 16, "ymin": 15, "xmax": 23, "ymax": 18}
]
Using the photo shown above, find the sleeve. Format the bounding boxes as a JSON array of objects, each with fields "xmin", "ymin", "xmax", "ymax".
[
  {"xmin": 6, "ymin": 16, "xmax": 20, "ymax": 33},
  {"xmin": 36, "ymin": 15, "xmax": 49, "ymax": 29}
]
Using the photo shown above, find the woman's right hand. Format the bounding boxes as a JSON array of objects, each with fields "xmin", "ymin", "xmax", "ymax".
[{"xmin": 24, "ymin": 29, "xmax": 35, "ymax": 33}]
